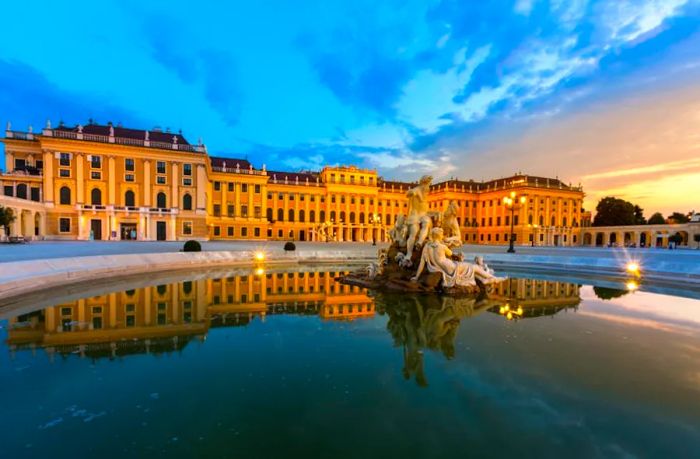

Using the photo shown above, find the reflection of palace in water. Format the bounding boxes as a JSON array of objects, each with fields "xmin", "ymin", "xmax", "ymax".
[
  {"xmin": 489, "ymin": 278, "xmax": 581, "ymax": 320},
  {"xmin": 6, "ymin": 270, "xmax": 374, "ymax": 360}
]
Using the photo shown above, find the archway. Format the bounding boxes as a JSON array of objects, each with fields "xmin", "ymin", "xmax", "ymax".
[
  {"xmin": 583, "ymin": 233, "xmax": 592, "ymax": 246},
  {"xmin": 595, "ymin": 233, "xmax": 604, "ymax": 247}
]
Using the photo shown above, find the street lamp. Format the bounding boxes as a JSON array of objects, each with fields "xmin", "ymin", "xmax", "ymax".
[
  {"xmin": 369, "ymin": 213, "xmax": 381, "ymax": 246},
  {"xmin": 503, "ymin": 192, "xmax": 527, "ymax": 253}
]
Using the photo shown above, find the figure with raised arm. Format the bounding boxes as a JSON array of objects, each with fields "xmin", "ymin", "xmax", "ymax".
[{"xmin": 405, "ymin": 175, "xmax": 433, "ymax": 259}]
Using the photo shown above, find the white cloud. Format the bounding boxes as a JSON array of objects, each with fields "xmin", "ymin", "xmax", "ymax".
[
  {"xmin": 597, "ymin": 0, "xmax": 689, "ymax": 44},
  {"xmin": 514, "ymin": 0, "xmax": 535, "ymax": 16}
]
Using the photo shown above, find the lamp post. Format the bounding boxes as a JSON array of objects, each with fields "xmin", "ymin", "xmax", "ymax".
[
  {"xmin": 369, "ymin": 213, "xmax": 381, "ymax": 246},
  {"xmin": 503, "ymin": 192, "xmax": 527, "ymax": 253}
]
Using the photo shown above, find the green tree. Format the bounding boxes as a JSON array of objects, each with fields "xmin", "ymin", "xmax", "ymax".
[
  {"xmin": 592, "ymin": 197, "xmax": 639, "ymax": 227},
  {"xmin": 633, "ymin": 205, "xmax": 646, "ymax": 224},
  {"xmin": 667, "ymin": 212, "xmax": 690, "ymax": 224},
  {"xmin": 647, "ymin": 212, "xmax": 665, "ymax": 225},
  {"xmin": 694, "ymin": 234, "xmax": 700, "ymax": 249},
  {"xmin": 0, "ymin": 205, "xmax": 16, "ymax": 234}
]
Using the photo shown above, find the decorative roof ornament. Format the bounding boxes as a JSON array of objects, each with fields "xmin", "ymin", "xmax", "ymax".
[
  {"xmin": 235, "ymin": 163, "xmax": 240, "ymax": 173},
  {"xmin": 109, "ymin": 125, "xmax": 115, "ymax": 137},
  {"xmin": 5, "ymin": 121, "xmax": 10, "ymax": 131},
  {"xmin": 262, "ymin": 163, "xmax": 266, "ymax": 171},
  {"xmin": 198, "ymin": 137, "xmax": 203, "ymax": 146},
  {"xmin": 173, "ymin": 135, "xmax": 178, "ymax": 144},
  {"xmin": 77, "ymin": 124, "xmax": 83, "ymax": 133},
  {"xmin": 145, "ymin": 130, "xmax": 149, "ymax": 141},
  {"xmin": 28, "ymin": 125, "xmax": 33, "ymax": 133},
  {"xmin": 45, "ymin": 119, "xmax": 51, "ymax": 129}
]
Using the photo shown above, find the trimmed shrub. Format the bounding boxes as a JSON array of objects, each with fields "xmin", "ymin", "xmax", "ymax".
[
  {"xmin": 284, "ymin": 241, "xmax": 296, "ymax": 252},
  {"xmin": 183, "ymin": 240, "xmax": 202, "ymax": 252}
]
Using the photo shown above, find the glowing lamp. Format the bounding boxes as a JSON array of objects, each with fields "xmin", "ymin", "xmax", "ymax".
[
  {"xmin": 626, "ymin": 280, "xmax": 638, "ymax": 291},
  {"xmin": 255, "ymin": 267, "xmax": 265, "ymax": 276},
  {"xmin": 254, "ymin": 251, "xmax": 265, "ymax": 261},
  {"xmin": 626, "ymin": 262, "xmax": 640, "ymax": 274}
]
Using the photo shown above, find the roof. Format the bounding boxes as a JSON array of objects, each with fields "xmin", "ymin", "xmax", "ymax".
[
  {"xmin": 55, "ymin": 122, "xmax": 190, "ymax": 145},
  {"xmin": 379, "ymin": 179, "xmax": 414, "ymax": 192},
  {"xmin": 210, "ymin": 156, "xmax": 252, "ymax": 170},
  {"xmin": 268, "ymin": 170, "xmax": 319, "ymax": 184}
]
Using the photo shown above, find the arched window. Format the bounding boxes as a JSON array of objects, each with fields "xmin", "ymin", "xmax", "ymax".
[
  {"xmin": 157, "ymin": 192, "xmax": 167, "ymax": 209},
  {"xmin": 349, "ymin": 212, "xmax": 355, "ymax": 224},
  {"xmin": 288, "ymin": 209, "xmax": 295, "ymax": 222},
  {"xmin": 528, "ymin": 215, "xmax": 533, "ymax": 225},
  {"xmin": 125, "ymin": 190, "xmax": 135, "ymax": 207},
  {"xmin": 267, "ymin": 208, "xmax": 273, "ymax": 221},
  {"xmin": 360, "ymin": 213, "xmax": 365, "ymax": 224},
  {"xmin": 562, "ymin": 217, "xmax": 568, "ymax": 227},
  {"xmin": 539, "ymin": 215, "xmax": 544, "ymax": 226},
  {"xmin": 91, "ymin": 188, "xmax": 102, "ymax": 206},
  {"xmin": 59, "ymin": 186, "xmax": 71, "ymax": 205},
  {"xmin": 182, "ymin": 193, "xmax": 192, "ymax": 210},
  {"xmin": 551, "ymin": 215, "xmax": 556, "ymax": 226},
  {"xmin": 299, "ymin": 210, "xmax": 305, "ymax": 222},
  {"xmin": 310, "ymin": 210, "xmax": 316, "ymax": 223},
  {"xmin": 385, "ymin": 214, "xmax": 391, "ymax": 225},
  {"xmin": 277, "ymin": 208, "xmax": 284, "ymax": 221},
  {"xmin": 16, "ymin": 184, "xmax": 27, "ymax": 199},
  {"xmin": 340, "ymin": 211, "xmax": 346, "ymax": 223},
  {"xmin": 330, "ymin": 211, "xmax": 336, "ymax": 222},
  {"xmin": 320, "ymin": 210, "xmax": 326, "ymax": 222},
  {"xmin": 573, "ymin": 218, "xmax": 578, "ymax": 227}
]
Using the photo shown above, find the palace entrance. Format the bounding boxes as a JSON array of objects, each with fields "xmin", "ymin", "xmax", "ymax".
[
  {"xmin": 90, "ymin": 219, "xmax": 102, "ymax": 240},
  {"xmin": 121, "ymin": 223, "xmax": 137, "ymax": 240}
]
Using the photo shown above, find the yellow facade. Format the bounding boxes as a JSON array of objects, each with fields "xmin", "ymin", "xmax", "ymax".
[{"xmin": 1, "ymin": 122, "xmax": 585, "ymax": 245}]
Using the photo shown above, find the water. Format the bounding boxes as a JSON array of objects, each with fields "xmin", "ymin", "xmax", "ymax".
[{"xmin": 1, "ymin": 267, "xmax": 699, "ymax": 458}]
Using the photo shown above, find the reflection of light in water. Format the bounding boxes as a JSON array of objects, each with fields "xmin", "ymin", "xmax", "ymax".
[
  {"xmin": 626, "ymin": 280, "xmax": 638, "ymax": 291},
  {"xmin": 254, "ymin": 251, "xmax": 265, "ymax": 261}
]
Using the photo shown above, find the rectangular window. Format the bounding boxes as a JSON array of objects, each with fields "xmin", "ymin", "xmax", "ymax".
[
  {"xmin": 30, "ymin": 187, "xmax": 40, "ymax": 202},
  {"xmin": 183, "ymin": 163, "xmax": 192, "ymax": 176},
  {"xmin": 91, "ymin": 171, "xmax": 101, "ymax": 180},
  {"xmin": 59, "ymin": 169, "xmax": 70, "ymax": 178},
  {"xmin": 496, "ymin": 216, "xmax": 501, "ymax": 226},
  {"xmin": 214, "ymin": 226, "xmax": 221, "ymax": 236},
  {"xmin": 241, "ymin": 227, "xmax": 248, "ymax": 237},
  {"xmin": 156, "ymin": 176, "xmax": 166, "ymax": 185},
  {"xmin": 228, "ymin": 182, "xmax": 234, "ymax": 192},
  {"xmin": 59, "ymin": 217, "xmax": 71, "ymax": 232},
  {"xmin": 213, "ymin": 204, "xmax": 221, "ymax": 217},
  {"xmin": 14, "ymin": 158, "xmax": 26, "ymax": 169},
  {"xmin": 36, "ymin": 160, "xmax": 43, "ymax": 170},
  {"xmin": 214, "ymin": 181, "xmax": 221, "ymax": 191},
  {"xmin": 254, "ymin": 206, "xmax": 261, "ymax": 218},
  {"xmin": 289, "ymin": 194, "xmax": 294, "ymax": 201},
  {"xmin": 90, "ymin": 155, "xmax": 101, "ymax": 169},
  {"xmin": 278, "ymin": 229, "xmax": 283, "ymax": 238},
  {"xmin": 254, "ymin": 227, "xmax": 260, "ymax": 237},
  {"xmin": 254, "ymin": 184, "xmax": 261, "ymax": 193},
  {"xmin": 241, "ymin": 205, "xmax": 248, "ymax": 217},
  {"xmin": 182, "ymin": 178, "xmax": 192, "ymax": 186},
  {"xmin": 182, "ymin": 221, "xmax": 192, "ymax": 235},
  {"xmin": 125, "ymin": 174, "xmax": 135, "ymax": 182},
  {"xmin": 228, "ymin": 226, "xmax": 234, "ymax": 237},
  {"xmin": 60, "ymin": 153, "xmax": 71, "ymax": 167},
  {"xmin": 157, "ymin": 161, "xmax": 166, "ymax": 174},
  {"xmin": 242, "ymin": 184, "xmax": 248, "ymax": 193},
  {"xmin": 125, "ymin": 158, "xmax": 135, "ymax": 171}
]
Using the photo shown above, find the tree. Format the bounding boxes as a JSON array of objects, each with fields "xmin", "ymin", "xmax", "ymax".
[
  {"xmin": 669, "ymin": 232, "xmax": 684, "ymax": 246},
  {"xmin": 694, "ymin": 234, "xmax": 700, "ymax": 249},
  {"xmin": 647, "ymin": 212, "xmax": 665, "ymax": 225},
  {"xmin": 667, "ymin": 212, "xmax": 690, "ymax": 224},
  {"xmin": 592, "ymin": 197, "xmax": 639, "ymax": 227},
  {"xmin": 593, "ymin": 286, "xmax": 629, "ymax": 300},
  {"xmin": 633, "ymin": 205, "xmax": 646, "ymax": 224},
  {"xmin": 0, "ymin": 205, "xmax": 16, "ymax": 234}
]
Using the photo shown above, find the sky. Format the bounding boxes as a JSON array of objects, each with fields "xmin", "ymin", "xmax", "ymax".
[{"xmin": 1, "ymin": 0, "xmax": 700, "ymax": 216}]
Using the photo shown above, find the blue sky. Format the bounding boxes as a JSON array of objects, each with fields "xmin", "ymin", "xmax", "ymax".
[{"xmin": 2, "ymin": 0, "xmax": 700, "ymax": 213}]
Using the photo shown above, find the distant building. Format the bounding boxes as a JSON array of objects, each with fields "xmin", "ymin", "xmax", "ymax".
[{"xmin": 1, "ymin": 121, "xmax": 585, "ymax": 245}]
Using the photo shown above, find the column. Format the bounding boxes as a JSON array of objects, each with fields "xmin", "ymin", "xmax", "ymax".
[
  {"xmin": 144, "ymin": 160, "xmax": 151, "ymax": 207},
  {"xmin": 144, "ymin": 286, "xmax": 152, "ymax": 325},
  {"xmin": 108, "ymin": 156, "xmax": 116, "ymax": 205},
  {"xmin": 10, "ymin": 208, "xmax": 20, "ymax": 236},
  {"xmin": 248, "ymin": 184, "xmax": 253, "ymax": 221},
  {"xmin": 76, "ymin": 154, "xmax": 85, "ymax": 204},
  {"xmin": 108, "ymin": 293, "xmax": 117, "ymax": 328},
  {"xmin": 171, "ymin": 162, "xmax": 179, "ymax": 209},
  {"xmin": 235, "ymin": 182, "xmax": 241, "ymax": 217},
  {"xmin": 43, "ymin": 151, "xmax": 55, "ymax": 204},
  {"xmin": 171, "ymin": 285, "xmax": 180, "ymax": 324},
  {"xmin": 196, "ymin": 164, "xmax": 207, "ymax": 211},
  {"xmin": 169, "ymin": 214, "xmax": 177, "ymax": 241}
]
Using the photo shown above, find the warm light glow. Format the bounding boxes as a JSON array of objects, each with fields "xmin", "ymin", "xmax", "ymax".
[
  {"xmin": 499, "ymin": 306, "xmax": 505, "ymax": 314},
  {"xmin": 255, "ymin": 267, "xmax": 265, "ymax": 276},
  {"xmin": 504, "ymin": 304, "xmax": 510, "ymax": 311},
  {"xmin": 506, "ymin": 311, "xmax": 513, "ymax": 320},
  {"xmin": 254, "ymin": 251, "xmax": 265, "ymax": 261},
  {"xmin": 517, "ymin": 306, "xmax": 523, "ymax": 315},
  {"xmin": 510, "ymin": 191, "xmax": 516, "ymax": 198},
  {"xmin": 626, "ymin": 280, "xmax": 638, "ymax": 291},
  {"xmin": 520, "ymin": 196, "xmax": 526, "ymax": 203},
  {"xmin": 626, "ymin": 262, "xmax": 640, "ymax": 274}
]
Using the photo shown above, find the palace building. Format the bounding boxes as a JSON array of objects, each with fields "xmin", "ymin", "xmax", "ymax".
[{"xmin": 1, "ymin": 121, "xmax": 586, "ymax": 245}]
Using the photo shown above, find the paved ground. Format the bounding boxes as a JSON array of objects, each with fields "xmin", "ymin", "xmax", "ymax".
[{"xmin": 1, "ymin": 240, "xmax": 699, "ymax": 264}]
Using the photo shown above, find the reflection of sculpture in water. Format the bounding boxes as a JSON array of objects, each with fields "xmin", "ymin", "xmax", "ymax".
[
  {"xmin": 411, "ymin": 228, "xmax": 505, "ymax": 287},
  {"xmin": 376, "ymin": 292, "xmax": 497, "ymax": 387}
]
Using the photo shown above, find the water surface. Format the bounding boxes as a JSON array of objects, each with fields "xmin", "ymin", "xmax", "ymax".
[{"xmin": 1, "ymin": 268, "xmax": 699, "ymax": 458}]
